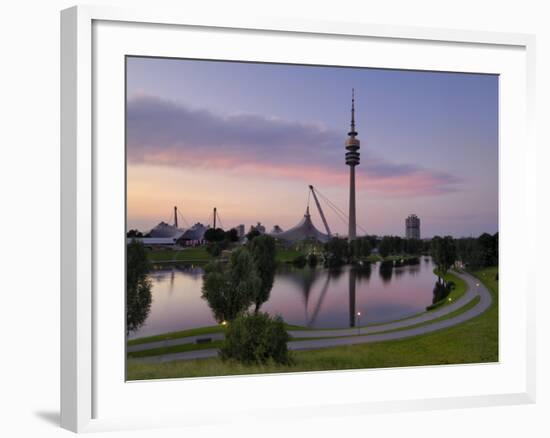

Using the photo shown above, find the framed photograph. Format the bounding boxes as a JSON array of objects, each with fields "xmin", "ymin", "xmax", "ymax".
[{"xmin": 61, "ymin": 5, "xmax": 536, "ymax": 433}]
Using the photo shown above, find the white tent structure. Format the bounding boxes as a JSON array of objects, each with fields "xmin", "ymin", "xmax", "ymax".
[{"xmin": 271, "ymin": 207, "xmax": 330, "ymax": 244}]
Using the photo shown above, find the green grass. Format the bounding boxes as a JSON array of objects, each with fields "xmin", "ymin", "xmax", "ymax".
[
  {"xmin": 275, "ymin": 247, "xmax": 303, "ymax": 263},
  {"xmin": 127, "ymin": 266, "xmax": 498, "ymax": 380},
  {"xmin": 364, "ymin": 254, "xmax": 383, "ymax": 262},
  {"xmin": 147, "ymin": 247, "xmax": 211, "ymax": 263},
  {"xmin": 373, "ymin": 295, "xmax": 481, "ymax": 335}
]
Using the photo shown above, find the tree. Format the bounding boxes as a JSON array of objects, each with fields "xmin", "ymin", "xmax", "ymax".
[
  {"xmin": 248, "ymin": 234, "xmax": 277, "ymax": 312},
  {"xmin": 378, "ymin": 236, "xmax": 392, "ymax": 258},
  {"xmin": 478, "ymin": 232, "xmax": 498, "ymax": 267},
  {"xmin": 204, "ymin": 227, "xmax": 225, "ymax": 242},
  {"xmin": 431, "ymin": 235, "xmax": 456, "ymax": 282},
  {"xmin": 126, "ymin": 239, "xmax": 152, "ymax": 334},
  {"xmin": 323, "ymin": 237, "xmax": 349, "ymax": 267},
  {"xmin": 220, "ymin": 312, "xmax": 292, "ymax": 365},
  {"xmin": 225, "ymin": 228, "xmax": 239, "ymax": 242},
  {"xmin": 126, "ymin": 229, "xmax": 143, "ymax": 238},
  {"xmin": 201, "ymin": 248, "xmax": 261, "ymax": 322},
  {"xmin": 404, "ymin": 238, "xmax": 422, "ymax": 255}
]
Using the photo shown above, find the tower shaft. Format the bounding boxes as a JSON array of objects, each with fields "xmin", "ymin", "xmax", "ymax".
[{"xmin": 348, "ymin": 166, "xmax": 356, "ymax": 239}]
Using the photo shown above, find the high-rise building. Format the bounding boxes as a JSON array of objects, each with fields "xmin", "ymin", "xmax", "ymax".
[
  {"xmin": 236, "ymin": 224, "xmax": 245, "ymax": 238},
  {"xmin": 345, "ymin": 89, "xmax": 361, "ymax": 240},
  {"xmin": 405, "ymin": 214, "xmax": 421, "ymax": 239}
]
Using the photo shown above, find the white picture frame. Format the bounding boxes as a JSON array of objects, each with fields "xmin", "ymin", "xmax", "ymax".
[{"xmin": 60, "ymin": 5, "xmax": 536, "ymax": 433}]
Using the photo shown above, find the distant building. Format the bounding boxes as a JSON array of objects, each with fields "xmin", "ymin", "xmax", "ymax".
[
  {"xmin": 148, "ymin": 221, "xmax": 184, "ymax": 238},
  {"xmin": 236, "ymin": 224, "xmax": 245, "ymax": 238},
  {"xmin": 177, "ymin": 223, "xmax": 208, "ymax": 246},
  {"xmin": 271, "ymin": 225, "xmax": 283, "ymax": 234},
  {"xmin": 405, "ymin": 214, "xmax": 421, "ymax": 239}
]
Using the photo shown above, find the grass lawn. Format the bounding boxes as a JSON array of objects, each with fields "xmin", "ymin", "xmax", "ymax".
[
  {"xmin": 275, "ymin": 247, "xmax": 303, "ymax": 263},
  {"xmin": 147, "ymin": 247, "xmax": 211, "ymax": 263},
  {"xmin": 127, "ymin": 267, "xmax": 498, "ymax": 380}
]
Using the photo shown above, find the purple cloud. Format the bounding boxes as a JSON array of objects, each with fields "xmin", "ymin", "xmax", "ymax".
[{"xmin": 127, "ymin": 95, "xmax": 461, "ymax": 196}]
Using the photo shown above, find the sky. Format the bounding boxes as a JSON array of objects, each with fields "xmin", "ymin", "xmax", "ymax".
[{"xmin": 126, "ymin": 56, "xmax": 498, "ymax": 238}]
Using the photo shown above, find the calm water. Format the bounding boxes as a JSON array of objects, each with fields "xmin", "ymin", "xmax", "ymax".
[{"xmin": 129, "ymin": 258, "xmax": 437, "ymax": 339}]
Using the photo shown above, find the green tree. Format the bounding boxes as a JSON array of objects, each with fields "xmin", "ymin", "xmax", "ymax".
[
  {"xmin": 201, "ymin": 248, "xmax": 260, "ymax": 322},
  {"xmin": 204, "ymin": 227, "xmax": 226, "ymax": 242},
  {"xmin": 431, "ymin": 235, "xmax": 456, "ymax": 282},
  {"xmin": 248, "ymin": 234, "xmax": 277, "ymax": 312},
  {"xmin": 225, "ymin": 228, "xmax": 239, "ymax": 242},
  {"xmin": 378, "ymin": 236, "xmax": 392, "ymax": 258},
  {"xmin": 126, "ymin": 239, "xmax": 152, "ymax": 334},
  {"xmin": 323, "ymin": 237, "xmax": 349, "ymax": 267},
  {"xmin": 220, "ymin": 312, "xmax": 292, "ymax": 365},
  {"xmin": 404, "ymin": 238, "xmax": 422, "ymax": 255}
]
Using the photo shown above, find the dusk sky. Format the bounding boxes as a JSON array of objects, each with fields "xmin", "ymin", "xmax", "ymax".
[{"xmin": 126, "ymin": 56, "xmax": 498, "ymax": 238}]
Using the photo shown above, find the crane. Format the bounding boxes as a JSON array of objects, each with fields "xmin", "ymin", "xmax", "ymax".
[{"xmin": 309, "ymin": 185, "xmax": 332, "ymax": 237}]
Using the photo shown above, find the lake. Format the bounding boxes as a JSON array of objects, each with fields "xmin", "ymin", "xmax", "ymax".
[{"xmin": 128, "ymin": 257, "xmax": 438, "ymax": 339}]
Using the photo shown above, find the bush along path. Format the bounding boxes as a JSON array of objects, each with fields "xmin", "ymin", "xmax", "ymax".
[{"xmin": 128, "ymin": 270, "xmax": 492, "ymax": 363}]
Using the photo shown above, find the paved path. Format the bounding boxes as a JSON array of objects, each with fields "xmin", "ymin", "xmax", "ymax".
[{"xmin": 132, "ymin": 270, "xmax": 492, "ymax": 363}]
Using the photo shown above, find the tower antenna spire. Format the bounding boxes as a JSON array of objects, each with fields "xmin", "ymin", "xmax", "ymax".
[{"xmin": 350, "ymin": 88, "xmax": 355, "ymax": 134}]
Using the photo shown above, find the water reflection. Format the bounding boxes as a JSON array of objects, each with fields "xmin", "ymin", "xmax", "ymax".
[
  {"xmin": 349, "ymin": 268, "xmax": 357, "ymax": 327},
  {"xmin": 128, "ymin": 258, "xmax": 437, "ymax": 339},
  {"xmin": 379, "ymin": 261, "xmax": 393, "ymax": 283}
]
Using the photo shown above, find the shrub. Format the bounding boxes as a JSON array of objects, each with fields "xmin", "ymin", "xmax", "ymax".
[
  {"xmin": 220, "ymin": 312, "xmax": 292, "ymax": 365},
  {"xmin": 206, "ymin": 242, "xmax": 223, "ymax": 257},
  {"xmin": 292, "ymin": 254, "xmax": 307, "ymax": 268}
]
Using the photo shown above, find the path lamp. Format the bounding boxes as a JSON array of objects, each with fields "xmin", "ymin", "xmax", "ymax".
[{"xmin": 357, "ymin": 312, "xmax": 361, "ymax": 335}]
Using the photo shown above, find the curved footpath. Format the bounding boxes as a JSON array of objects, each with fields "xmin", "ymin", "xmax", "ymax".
[{"xmin": 131, "ymin": 270, "xmax": 492, "ymax": 363}]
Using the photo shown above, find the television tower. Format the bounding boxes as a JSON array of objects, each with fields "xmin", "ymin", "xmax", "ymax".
[{"xmin": 345, "ymin": 89, "xmax": 360, "ymax": 240}]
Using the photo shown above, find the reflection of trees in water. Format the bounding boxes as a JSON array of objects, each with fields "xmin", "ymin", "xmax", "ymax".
[
  {"xmin": 352, "ymin": 263, "xmax": 371, "ymax": 283},
  {"xmin": 327, "ymin": 266, "xmax": 344, "ymax": 280},
  {"xmin": 349, "ymin": 268, "xmax": 356, "ymax": 327},
  {"xmin": 127, "ymin": 282, "xmax": 152, "ymax": 334},
  {"xmin": 127, "ymin": 241, "xmax": 153, "ymax": 335},
  {"xmin": 393, "ymin": 267, "xmax": 405, "ymax": 277},
  {"xmin": 379, "ymin": 261, "xmax": 393, "ymax": 283},
  {"xmin": 407, "ymin": 264, "xmax": 421, "ymax": 276}
]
